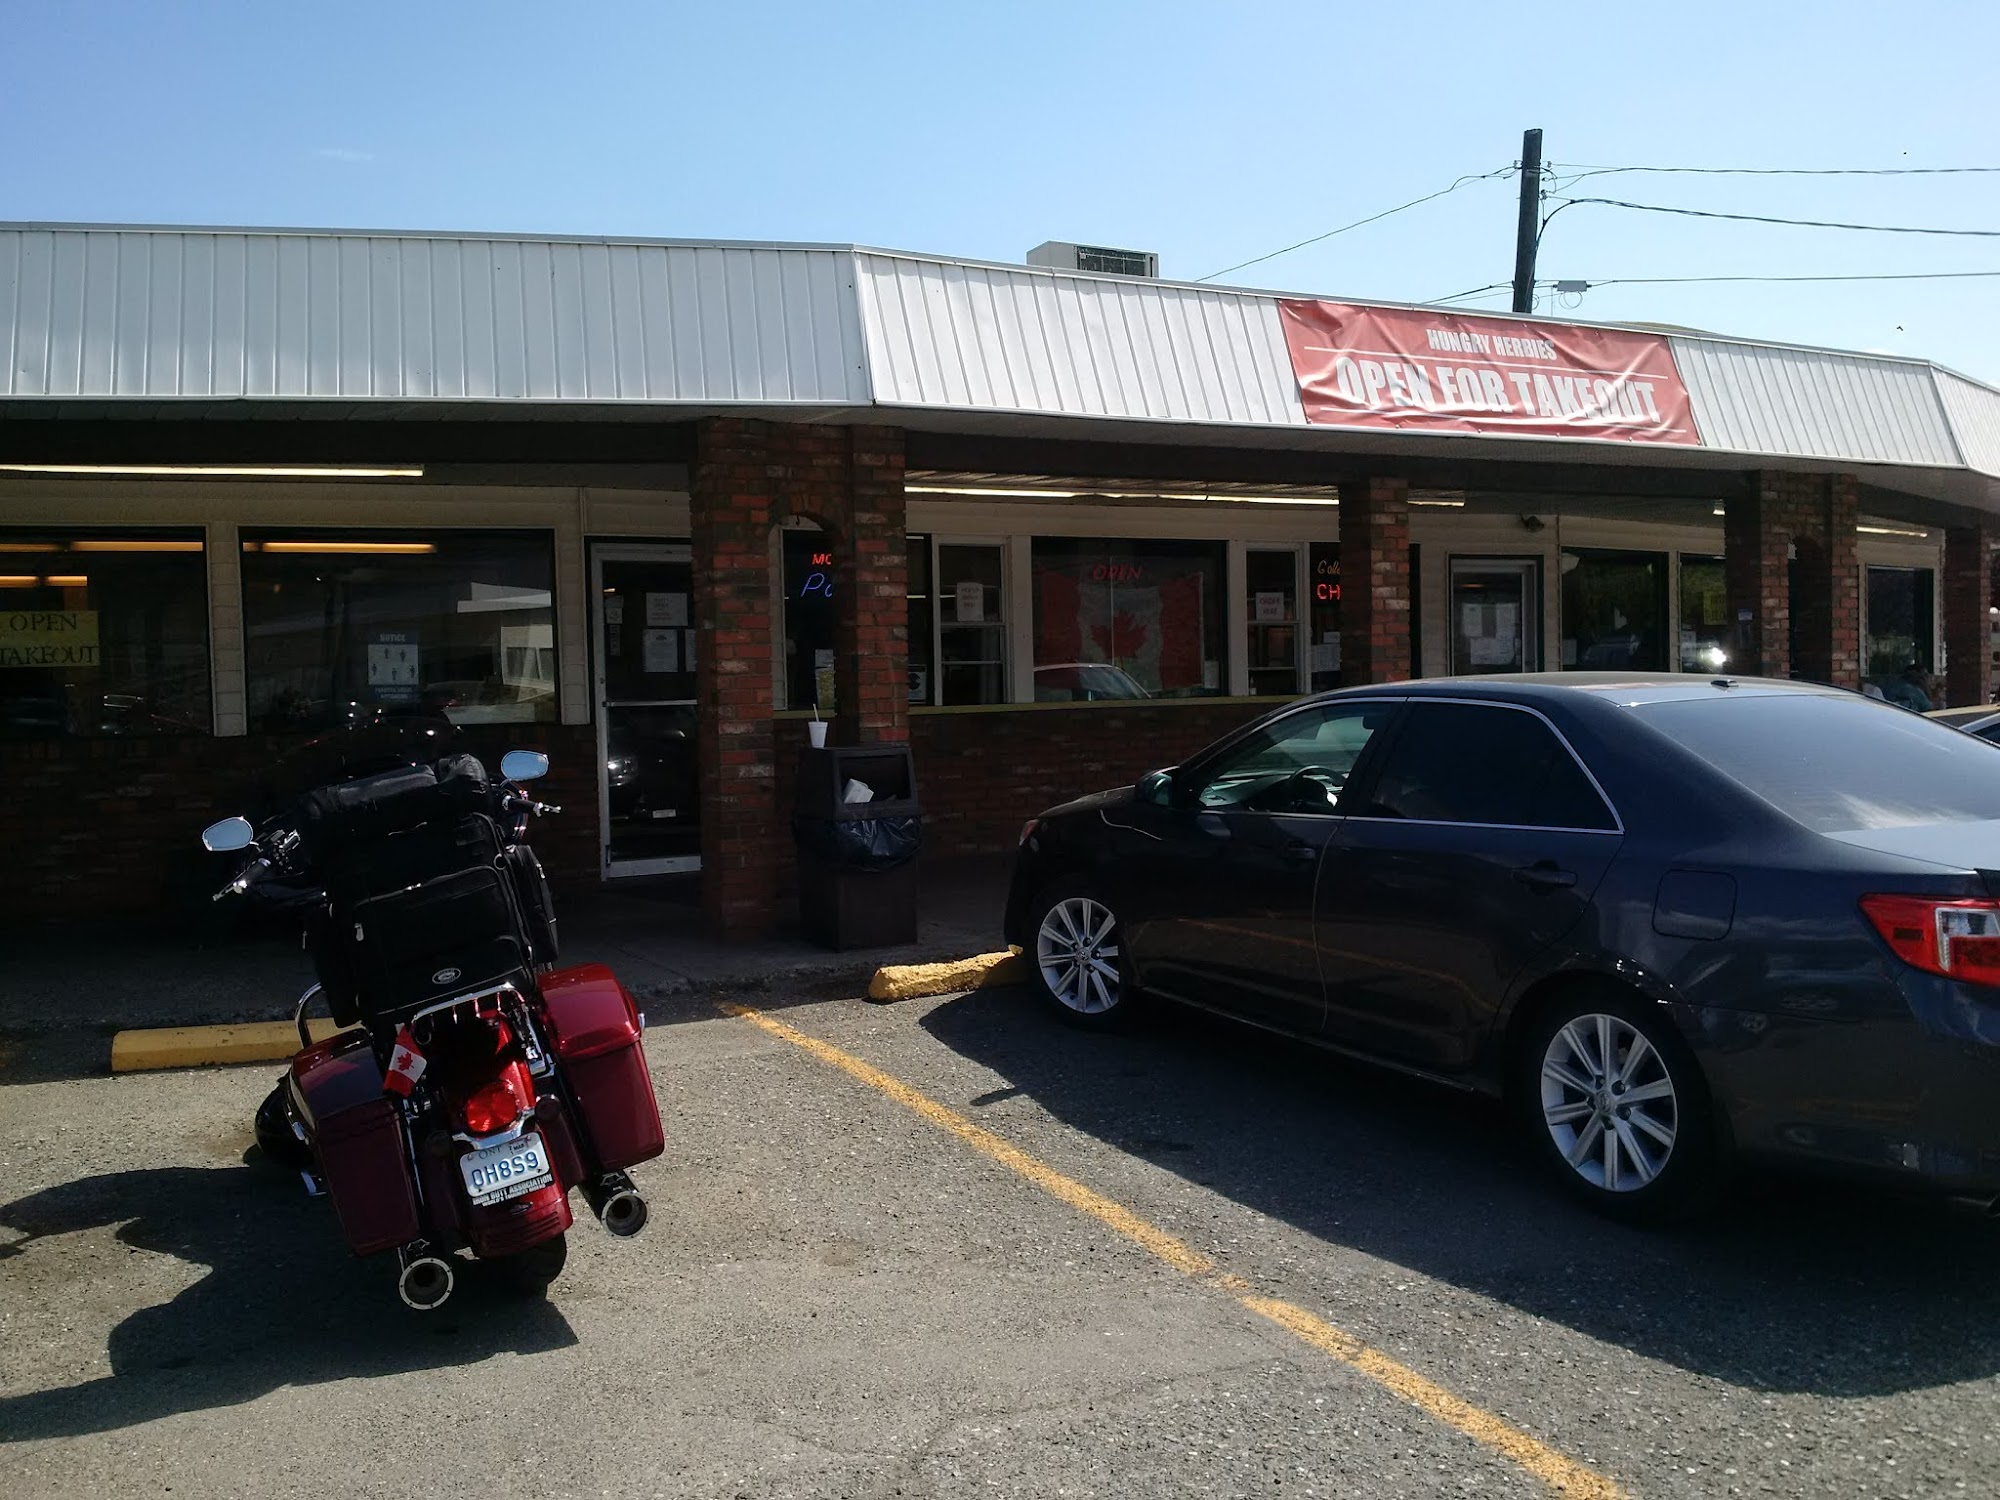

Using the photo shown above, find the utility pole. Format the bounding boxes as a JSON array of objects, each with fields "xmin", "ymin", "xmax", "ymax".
[{"xmin": 1511, "ymin": 127, "xmax": 1543, "ymax": 315}]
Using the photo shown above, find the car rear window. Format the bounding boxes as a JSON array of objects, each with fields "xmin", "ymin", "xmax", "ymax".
[{"xmin": 1634, "ymin": 692, "xmax": 2000, "ymax": 832}]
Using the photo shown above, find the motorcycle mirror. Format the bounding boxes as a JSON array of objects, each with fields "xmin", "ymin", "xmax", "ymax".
[
  {"xmin": 500, "ymin": 749, "xmax": 550, "ymax": 783},
  {"xmin": 201, "ymin": 816, "xmax": 256, "ymax": 853}
]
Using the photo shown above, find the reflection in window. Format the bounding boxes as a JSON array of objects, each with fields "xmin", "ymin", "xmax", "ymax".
[
  {"xmin": 1245, "ymin": 548, "xmax": 1301, "ymax": 697},
  {"xmin": 907, "ymin": 534, "xmax": 934, "ymax": 705},
  {"xmin": 1865, "ymin": 566, "xmax": 1936, "ymax": 700},
  {"xmin": 1196, "ymin": 704, "xmax": 1391, "ymax": 814},
  {"xmin": 1365, "ymin": 703, "xmax": 1615, "ymax": 829},
  {"xmin": 1032, "ymin": 539, "xmax": 1223, "ymax": 700},
  {"xmin": 0, "ymin": 530, "xmax": 211, "ymax": 738},
  {"xmin": 242, "ymin": 530, "xmax": 555, "ymax": 732},
  {"xmin": 1560, "ymin": 548, "xmax": 1666, "ymax": 671},
  {"xmin": 937, "ymin": 544, "xmax": 1006, "ymax": 705},
  {"xmin": 1678, "ymin": 554, "xmax": 1729, "ymax": 673}
]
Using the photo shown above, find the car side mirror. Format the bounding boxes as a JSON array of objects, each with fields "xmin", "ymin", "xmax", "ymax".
[
  {"xmin": 500, "ymin": 749, "xmax": 550, "ymax": 782},
  {"xmin": 1136, "ymin": 768, "xmax": 1180, "ymax": 807},
  {"xmin": 202, "ymin": 816, "xmax": 255, "ymax": 852}
]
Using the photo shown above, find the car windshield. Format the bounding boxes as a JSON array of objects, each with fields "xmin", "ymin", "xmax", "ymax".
[{"xmin": 1634, "ymin": 692, "xmax": 2000, "ymax": 832}]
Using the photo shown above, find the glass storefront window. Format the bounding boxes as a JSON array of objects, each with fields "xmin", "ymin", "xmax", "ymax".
[
  {"xmin": 242, "ymin": 530, "xmax": 555, "ymax": 732},
  {"xmin": 1559, "ymin": 548, "xmax": 1667, "ymax": 671},
  {"xmin": 1678, "ymin": 554, "xmax": 1729, "ymax": 672},
  {"xmin": 1865, "ymin": 565, "xmax": 1936, "ymax": 702},
  {"xmin": 781, "ymin": 527, "xmax": 837, "ymax": 712},
  {"xmin": 937, "ymin": 544, "xmax": 1006, "ymax": 705},
  {"xmin": 907, "ymin": 534, "xmax": 933, "ymax": 705},
  {"xmin": 1450, "ymin": 557, "xmax": 1540, "ymax": 674},
  {"xmin": 1032, "ymin": 538, "xmax": 1224, "ymax": 701},
  {"xmin": 1308, "ymin": 541, "xmax": 1342, "ymax": 692},
  {"xmin": 1245, "ymin": 548, "xmax": 1301, "ymax": 697},
  {"xmin": 0, "ymin": 529, "xmax": 211, "ymax": 738}
]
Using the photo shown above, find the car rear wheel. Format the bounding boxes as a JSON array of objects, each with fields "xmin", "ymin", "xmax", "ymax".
[
  {"xmin": 1518, "ymin": 988, "xmax": 1715, "ymax": 1222},
  {"xmin": 1030, "ymin": 881, "xmax": 1134, "ymax": 1029}
]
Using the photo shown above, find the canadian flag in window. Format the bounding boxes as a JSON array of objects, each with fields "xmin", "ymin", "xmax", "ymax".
[{"xmin": 383, "ymin": 1026, "xmax": 428, "ymax": 1097}]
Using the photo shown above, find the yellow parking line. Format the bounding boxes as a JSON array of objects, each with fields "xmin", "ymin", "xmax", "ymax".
[{"xmin": 721, "ymin": 999, "xmax": 1623, "ymax": 1500}]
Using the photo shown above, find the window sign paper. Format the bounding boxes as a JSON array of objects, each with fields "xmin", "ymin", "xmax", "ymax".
[
  {"xmin": 642, "ymin": 628, "xmax": 679, "ymax": 675},
  {"xmin": 604, "ymin": 595, "xmax": 625, "ymax": 626},
  {"xmin": 1254, "ymin": 590, "xmax": 1287, "ymax": 623},
  {"xmin": 683, "ymin": 629, "xmax": 696, "ymax": 671},
  {"xmin": 1203, "ymin": 660, "xmax": 1219, "ymax": 690},
  {"xmin": 954, "ymin": 581, "xmax": 984, "ymax": 623},
  {"xmin": 367, "ymin": 634, "xmax": 420, "ymax": 702},
  {"xmin": 0, "ymin": 609, "xmax": 99, "ymax": 669},
  {"xmin": 1311, "ymin": 641, "xmax": 1340, "ymax": 673},
  {"xmin": 646, "ymin": 592, "xmax": 688, "ymax": 628}
]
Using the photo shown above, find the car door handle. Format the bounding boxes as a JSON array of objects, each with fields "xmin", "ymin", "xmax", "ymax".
[{"xmin": 1513, "ymin": 862, "xmax": 1578, "ymax": 890}]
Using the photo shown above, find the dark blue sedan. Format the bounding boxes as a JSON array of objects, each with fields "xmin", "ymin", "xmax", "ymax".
[{"xmin": 1004, "ymin": 675, "xmax": 2000, "ymax": 1221}]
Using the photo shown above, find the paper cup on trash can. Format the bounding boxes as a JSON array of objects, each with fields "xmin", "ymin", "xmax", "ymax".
[{"xmin": 807, "ymin": 719, "xmax": 828, "ymax": 748}]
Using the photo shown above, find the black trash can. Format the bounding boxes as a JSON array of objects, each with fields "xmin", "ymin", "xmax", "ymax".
[{"xmin": 792, "ymin": 743, "xmax": 922, "ymax": 950}]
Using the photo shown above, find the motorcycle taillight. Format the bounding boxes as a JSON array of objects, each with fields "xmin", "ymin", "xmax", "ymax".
[{"xmin": 460, "ymin": 1069, "xmax": 531, "ymax": 1135}]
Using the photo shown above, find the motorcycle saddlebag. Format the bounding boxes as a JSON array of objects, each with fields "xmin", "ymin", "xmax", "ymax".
[
  {"xmin": 505, "ymin": 843, "xmax": 559, "ymax": 966},
  {"xmin": 349, "ymin": 862, "xmax": 527, "ymax": 1024},
  {"xmin": 539, "ymin": 963, "xmax": 664, "ymax": 1172},
  {"xmin": 289, "ymin": 1031, "xmax": 421, "ymax": 1256}
]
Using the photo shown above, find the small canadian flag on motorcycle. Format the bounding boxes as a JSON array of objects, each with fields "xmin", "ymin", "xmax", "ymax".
[{"xmin": 383, "ymin": 1026, "xmax": 428, "ymax": 1098}]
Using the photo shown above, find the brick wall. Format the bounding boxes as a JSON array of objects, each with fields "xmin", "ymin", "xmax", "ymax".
[
  {"xmin": 1724, "ymin": 471, "xmax": 1860, "ymax": 687},
  {"xmin": 690, "ymin": 417, "xmax": 908, "ymax": 939},
  {"xmin": 0, "ymin": 721, "xmax": 596, "ymax": 929},
  {"xmin": 1944, "ymin": 524, "xmax": 1998, "ymax": 708},
  {"xmin": 1340, "ymin": 477, "xmax": 1412, "ymax": 683}
]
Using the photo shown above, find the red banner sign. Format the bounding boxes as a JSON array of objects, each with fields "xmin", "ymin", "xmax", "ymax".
[{"xmin": 1277, "ymin": 300, "xmax": 1700, "ymax": 446}]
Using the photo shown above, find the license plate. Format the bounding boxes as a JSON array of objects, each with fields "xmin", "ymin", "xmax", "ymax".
[{"xmin": 459, "ymin": 1132, "xmax": 553, "ymax": 1206}]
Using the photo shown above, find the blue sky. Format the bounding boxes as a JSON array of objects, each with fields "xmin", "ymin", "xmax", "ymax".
[{"xmin": 9, "ymin": 1, "xmax": 2000, "ymax": 379}]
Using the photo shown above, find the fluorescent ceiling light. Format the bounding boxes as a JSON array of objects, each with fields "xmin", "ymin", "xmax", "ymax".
[
  {"xmin": 69, "ymin": 539, "xmax": 203, "ymax": 552},
  {"xmin": 1713, "ymin": 506, "xmax": 1726, "ymax": 516},
  {"xmin": 244, "ymin": 541, "xmax": 438, "ymax": 555},
  {"xmin": 0, "ymin": 541, "xmax": 61, "ymax": 553},
  {"xmin": 0, "ymin": 576, "xmax": 40, "ymax": 587},
  {"xmin": 1407, "ymin": 498, "xmax": 1466, "ymax": 508},
  {"xmin": 0, "ymin": 463, "xmax": 423, "ymax": 478},
  {"xmin": 1856, "ymin": 522, "xmax": 1931, "ymax": 538},
  {"xmin": 44, "ymin": 575, "xmax": 88, "ymax": 586},
  {"xmin": 905, "ymin": 486, "xmax": 1079, "ymax": 499}
]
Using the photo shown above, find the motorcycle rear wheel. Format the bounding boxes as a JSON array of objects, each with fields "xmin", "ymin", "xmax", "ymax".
[
  {"xmin": 254, "ymin": 1078, "xmax": 312, "ymax": 1169},
  {"xmin": 497, "ymin": 1232, "xmax": 568, "ymax": 1297}
]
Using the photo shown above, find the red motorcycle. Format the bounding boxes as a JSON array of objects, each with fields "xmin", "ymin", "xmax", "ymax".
[{"xmin": 204, "ymin": 729, "xmax": 662, "ymax": 1310}]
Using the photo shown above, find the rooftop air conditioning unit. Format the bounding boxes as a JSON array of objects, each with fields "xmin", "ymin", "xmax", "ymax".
[{"xmin": 1027, "ymin": 241, "xmax": 1159, "ymax": 279}]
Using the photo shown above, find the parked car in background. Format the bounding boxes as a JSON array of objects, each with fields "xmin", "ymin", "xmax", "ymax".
[
  {"xmin": 1927, "ymin": 703, "xmax": 2000, "ymax": 744},
  {"xmin": 1007, "ymin": 674, "xmax": 2000, "ymax": 1221},
  {"xmin": 1033, "ymin": 663, "xmax": 1151, "ymax": 702}
]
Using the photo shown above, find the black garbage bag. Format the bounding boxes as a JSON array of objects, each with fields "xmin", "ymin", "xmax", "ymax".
[{"xmin": 792, "ymin": 813, "xmax": 923, "ymax": 872}]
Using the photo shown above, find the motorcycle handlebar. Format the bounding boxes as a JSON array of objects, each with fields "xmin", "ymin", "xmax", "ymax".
[{"xmin": 212, "ymin": 856, "xmax": 274, "ymax": 903}]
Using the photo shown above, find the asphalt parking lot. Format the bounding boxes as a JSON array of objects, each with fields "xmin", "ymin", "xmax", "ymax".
[{"xmin": 4, "ymin": 983, "xmax": 2000, "ymax": 1499}]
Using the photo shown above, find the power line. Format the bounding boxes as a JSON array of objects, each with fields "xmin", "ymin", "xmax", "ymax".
[
  {"xmin": 1428, "ymin": 281, "xmax": 1511, "ymax": 304},
  {"xmin": 1197, "ymin": 168, "xmax": 1512, "ymax": 283},
  {"xmin": 1548, "ymin": 162, "xmax": 2000, "ymax": 190},
  {"xmin": 1551, "ymin": 196, "xmax": 2000, "ymax": 238},
  {"xmin": 1562, "ymin": 269, "xmax": 2000, "ymax": 288}
]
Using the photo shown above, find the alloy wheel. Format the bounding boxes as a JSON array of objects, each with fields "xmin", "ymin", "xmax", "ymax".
[
  {"xmin": 1036, "ymin": 896, "xmax": 1122, "ymax": 1014},
  {"xmin": 1539, "ymin": 1012, "xmax": 1679, "ymax": 1193}
]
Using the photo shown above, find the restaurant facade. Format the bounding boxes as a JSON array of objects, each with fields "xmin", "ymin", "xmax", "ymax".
[{"xmin": 5, "ymin": 224, "xmax": 2000, "ymax": 935}]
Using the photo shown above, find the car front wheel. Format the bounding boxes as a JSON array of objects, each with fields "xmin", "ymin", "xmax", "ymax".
[
  {"xmin": 1518, "ymin": 988, "xmax": 1716, "ymax": 1222},
  {"xmin": 1030, "ymin": 881, "xmax": 1133, "ymax": 1028}
]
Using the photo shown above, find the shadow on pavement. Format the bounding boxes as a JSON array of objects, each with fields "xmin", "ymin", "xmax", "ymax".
[
  {"xmin": 0, "ymin": 1159, "xmax": 576, "ymax": 1442},
  {"xmin": 921, "ymin": 984, "xmax": 2000, "ymax": 1400}
]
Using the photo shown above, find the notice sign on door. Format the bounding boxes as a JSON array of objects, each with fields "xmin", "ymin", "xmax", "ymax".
[
  {"xmin": 0, "ymin": 610, "xmax": 99, "ymax": 668},
  {"xmin": 1277, "ymin": 300, "xmax": 1699, "ymax": 445}
]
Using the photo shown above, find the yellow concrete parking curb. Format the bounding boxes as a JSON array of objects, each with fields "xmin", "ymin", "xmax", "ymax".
[
  {"xmin": 867, "ymin": 949, "xmax": 1028, "ymax": 1003},
  {"xmin": 110, "ymin": 1018, "xmax": 352, "ymax": 1074}
]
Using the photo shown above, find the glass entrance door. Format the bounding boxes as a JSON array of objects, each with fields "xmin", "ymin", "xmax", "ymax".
[
  {"xmin": 592, "ymin": 543, "xmax": 699, "ymax": 877},
  {"xmin": 1450, "ymin": 557, "xmax": 1541, "ymax": 674}
]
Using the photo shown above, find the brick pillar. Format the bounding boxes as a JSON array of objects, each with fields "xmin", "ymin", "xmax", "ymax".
[
  {"xmin": 691, "ymin": 418, "xmax": 781, "ymax": 941},
  {"xmin": 1339, "ymin": 477, "xmax": 1411, "ymax": 683},
  {"xmin": 1725, "ymin": 472, "xmax": 1860, "ymax": 687},
  {"xmin": 834, "ymin": 427, "xmax": 909, "ymax": 746},
  {"xmin": 1945, "ymin": 524, "xmax": 1999, "ymax": 707}
]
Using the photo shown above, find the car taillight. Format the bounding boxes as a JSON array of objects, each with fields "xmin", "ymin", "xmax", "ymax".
[
  {"xmin": 1019, "ymin": 819, "xmax": 1039, "ymax": 847},
  {"xmin": 1860, "ymin": 895, "xmax": 2000, "ymax": 985},
  {"xmin": 460, "ymin": 1074, "xmax": 529, "ymax": 1135}
]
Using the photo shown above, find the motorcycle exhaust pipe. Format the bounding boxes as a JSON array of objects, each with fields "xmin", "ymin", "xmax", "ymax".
[
  {"xmin": 587, "ymin": 1174, "xmax": 649, "ymax": 1238},
  {"xmin": 397, "ymin": 1245, "xmax": 456, "ymax": 1311}
]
